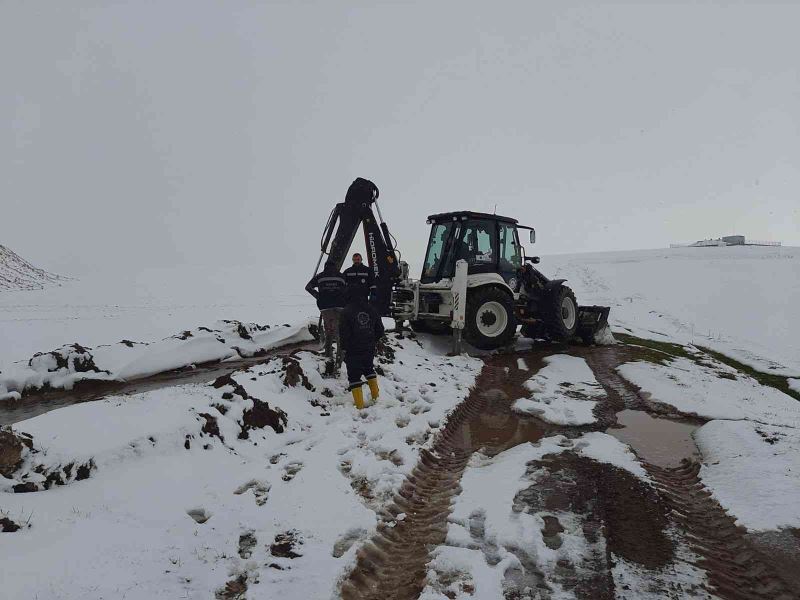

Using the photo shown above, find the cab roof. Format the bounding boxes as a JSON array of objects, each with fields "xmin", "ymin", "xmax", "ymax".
[{"xmin": 426, "ymin": 211, "xmax": 518, "ymax": 225}]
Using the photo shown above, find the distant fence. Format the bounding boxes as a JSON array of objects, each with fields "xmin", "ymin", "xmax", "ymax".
[
  {"xmin": 670, "ymin": 240, "xmax": 781, "ymax": 248},
  {"xmin": 744, "ymin": 240, "xmax": 781, "ymax": 246}
]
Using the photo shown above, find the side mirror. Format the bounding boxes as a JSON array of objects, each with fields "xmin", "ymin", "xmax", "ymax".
[{"xmin": 529, "ymin": 229, "xmax": 536, "ymax": 244}]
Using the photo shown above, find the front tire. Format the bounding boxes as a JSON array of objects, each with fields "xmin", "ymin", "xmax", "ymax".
[
  {"xmin": 465, "ymin": 287, "xmax": 517, "ymax": 350},
  {"xmin": 543, "ymin": 285, "xmax": 578, "ymax": 341}
]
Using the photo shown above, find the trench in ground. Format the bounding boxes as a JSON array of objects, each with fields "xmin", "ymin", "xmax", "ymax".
[{"xmin": 0, "ymin": 340, "xmax": 320, "ymax": 426}]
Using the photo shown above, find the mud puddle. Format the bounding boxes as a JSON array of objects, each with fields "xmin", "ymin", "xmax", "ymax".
[
  {"xmin": 0, "ymin": 340, "xmax": 319, "ymax": 426},
  {"xmin": 608, "ymin": 409, "xmax": 700, "ymax": 467}
]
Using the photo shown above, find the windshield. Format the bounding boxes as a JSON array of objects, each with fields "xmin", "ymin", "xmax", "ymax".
[{"xmin": 422, "ymin": 222, "xmax": 453, "ymax": 280}]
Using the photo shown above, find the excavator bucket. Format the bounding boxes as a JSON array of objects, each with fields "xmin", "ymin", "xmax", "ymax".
[{"xmin": 576, "ymin": 305, "xmax": 611, "ymax": 344}]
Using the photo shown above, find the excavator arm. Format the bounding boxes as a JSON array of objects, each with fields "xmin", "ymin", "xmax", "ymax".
[{"xmin": 313, "ymin": 178, "xmax": 401, "ymax": 315}]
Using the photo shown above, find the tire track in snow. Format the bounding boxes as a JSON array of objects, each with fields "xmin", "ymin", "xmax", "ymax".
[
  {"xmin": 585, "ymin": 347, "xmax": 798, "ymax": 600},
  {"xmin": 340, "ymin": 353, "xmax": 550, "ymax": 600}
]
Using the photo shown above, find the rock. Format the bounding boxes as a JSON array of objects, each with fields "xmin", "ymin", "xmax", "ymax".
[
  {"xmin": 1, "ymin": 517, "xmax": 21, "ymax": 532},
  {"xmin": 0, "ymin": 428, "xmax": 29, "ymax": 478},
  {"xmin": 199, "ymin": 413, "xmax": 223, "ymax": 442},
  {"xmin": 13, "ymin": 482, "xmax": 38, "ymax": 494}
]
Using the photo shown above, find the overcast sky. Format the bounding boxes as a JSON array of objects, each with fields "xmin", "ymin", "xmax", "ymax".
[{"xmin": 2, "ymin": 1, "xmax": 798, "ymax": 276}]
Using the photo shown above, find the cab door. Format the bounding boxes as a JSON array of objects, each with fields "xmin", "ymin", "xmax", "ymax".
[{"xmin": 498, "ymin": 223, "xmax": 522, "ymax": 288}]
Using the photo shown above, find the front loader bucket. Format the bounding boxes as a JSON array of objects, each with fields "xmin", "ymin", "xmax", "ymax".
[{"xmin": 576, "ymin": 305, "xmax": 611, "ymax": 343}]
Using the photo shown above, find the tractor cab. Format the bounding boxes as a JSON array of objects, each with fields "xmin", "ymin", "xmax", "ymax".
[{"xmin": 420, "ymin": 211, "xmax": 535, "ymax": 289}]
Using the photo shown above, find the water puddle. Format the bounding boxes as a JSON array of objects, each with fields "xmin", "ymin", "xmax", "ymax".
[
  {"xmin": 457, "ymin": 388, "xmax": 551, "ymax": 455},
  {"xmin": 607, "ymin": 409, "xmax": 700, "ymax": 467}
]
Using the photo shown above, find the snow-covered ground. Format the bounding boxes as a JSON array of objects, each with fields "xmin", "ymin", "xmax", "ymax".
[
  {"xmin": 3, "ymin": 245, "xmax": 799, "ymax": 597},
  {"xmin": 548, "ymin": 245, "xmax": 800, "ymax": 376},
  {"xmin": 0, "ymin": 319, "xmax": 314, "ymax": 401},
  {"xmin": 618, "ymin": 354, "xmax": 800, "ymax": 531},
  {"xmin": 0, "ymin": 336, "xmax": 480, "ymax": 599},
  {"xmin": 618, "ymin": 357, "xmax": 800, "ymax": 427},
  {"xmin": 0, "ymin": 265, "xmax": 316, "ymax": 366},
  {"xmin": 695, "ymin": 420, "xmax": 800, "ymax": 531}
]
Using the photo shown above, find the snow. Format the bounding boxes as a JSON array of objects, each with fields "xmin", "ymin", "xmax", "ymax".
[
  {"xmin": 547, "ymin": 245, "xmax": 800, "ymax": 376},
  {"xmin": 3, "ymin": 244, "xmax": 799, "ymax": 594},
  {"xmin": 0, "ymin": 265, "xmax": 317, "ymax": 366},
  {"xmin": 695, "ymin": 419, "xmax": 800, "ymax": 531},
  {"xmin": 618, "ymin": 357, "xmax": 800, "ymax": 427},
  {"xmin": 618, "ymin": 356, "xmax": 800, "ymax": 531},
  {"xmin": 0, "ymin": 319, "xmax": 315, "ymax": 401},
  {"xmin": 512, "ymin": 354, "xmax": 605, "ymax": 426},
  {"xmin": 572, "ymin": 431, "xmax": 648, "ymax": 480},
  {"xmin": 789, "ymin": 378, "xmax": 800, "ymax": 393},
  {"xmin": 0, "ymin": 336, "xmax": 480, "ymax": 599}
]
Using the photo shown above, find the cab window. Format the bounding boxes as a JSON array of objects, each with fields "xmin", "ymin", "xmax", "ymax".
[
  {"xmin": 422, "ymin": 222, "xmax": 453, "ymax": 280},
  {"xmin": 453, "ymin": 219, "xmax": 497, "ymax": 270}
]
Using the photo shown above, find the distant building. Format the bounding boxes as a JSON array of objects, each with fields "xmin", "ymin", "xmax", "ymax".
[
  {"xmin": 670, "ymin": 235, "xmax": 781, "ymax": 248},
  {"xmin": 721, "ymin": 235, "xmax": 745, "ymax": 245}
]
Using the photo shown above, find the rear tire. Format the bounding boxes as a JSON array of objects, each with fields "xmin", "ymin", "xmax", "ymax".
[
  {"xmin": 543, "ymin": 285, "xmax": 578, "ymax": 341},
  {"xmin": 465, "ymin": 287, "xmax": 517, "ymax": 350}
]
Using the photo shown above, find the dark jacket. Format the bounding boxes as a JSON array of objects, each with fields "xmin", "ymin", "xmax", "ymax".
[
  {"xmin": 305, "ymin": 267, "xmax": 346, "ymax": 310},
  {"xmin": 339, "ymin": 298, "xmax": 385, "ymax": 355},
  {"xmin": 343, "ymin": 263, "xmax": 375, "ymax": 296}
]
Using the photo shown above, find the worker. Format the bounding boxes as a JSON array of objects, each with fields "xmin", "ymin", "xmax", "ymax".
[
  {"xmin": 342, "ymin": 253, "xmax": 375, "ymax": 301},
  {"xmin": 305, "ymin": 260, "xmax": 346, "ymax": 368},
  {"xmin": 339, "ymin": 286, "xmax": 384, "ymax": 409}
]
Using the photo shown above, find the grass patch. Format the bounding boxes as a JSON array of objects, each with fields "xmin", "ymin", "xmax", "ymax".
[
  {"xmin": 616, "ymin": 332, "xmax": 800, "ymax": 401},
  {"xmin": 614, "ymin": 333, "xmax": 695, "ymax": 365},
  {"xmin": 696, "ymin": 345, "xmax": 800, "ymax": 402}
]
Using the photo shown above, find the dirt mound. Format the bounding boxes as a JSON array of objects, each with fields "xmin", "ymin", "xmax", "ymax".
[
  {"xmin": 28, "ymin": 344, "xmax": 108, "ymax": 375},
  {"xmin": 12, "ymin": 459, "xmax": 95, "ymax": 493},
  {"xmin": 1, "ymin": 516, "xmax": 22, "ymax": 532},
  {"xmin": 280, "ymin": 356, "xmax": 313, "ymax": 390},
  {"xmin": 0, "ymin": 428, "xmax": 32, "ymax": 477},
  {"xmin": 211, "ymin": 372, "xmax": 288, "ymax": 438}
]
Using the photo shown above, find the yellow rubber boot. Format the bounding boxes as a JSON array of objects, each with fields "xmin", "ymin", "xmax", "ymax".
[
  {"xmin": 367, "ymin": 377, "xmax": 379, "ymax": 401},
  {"xmin": 351, "ymin": 386, "xmax": 364, "ymax": 410}
]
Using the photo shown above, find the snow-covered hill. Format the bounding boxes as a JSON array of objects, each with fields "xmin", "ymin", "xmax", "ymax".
[
  {"xmin": 546, "ymin": 245, "xmax": 800, "ymax": 376},
  {"xmin": 0, "ymin": 244, "xmax": 67, "ymax": 291}
]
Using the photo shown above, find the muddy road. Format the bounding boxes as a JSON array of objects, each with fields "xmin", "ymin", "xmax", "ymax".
[{"xmin": 341, "ymin": 343, "xmax": 800, "ymax": 600}]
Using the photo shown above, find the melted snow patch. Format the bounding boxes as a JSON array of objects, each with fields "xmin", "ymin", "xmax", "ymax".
[{"xmin": 513, "ymin": 354, "xmax": 605, "ymax": 425}]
